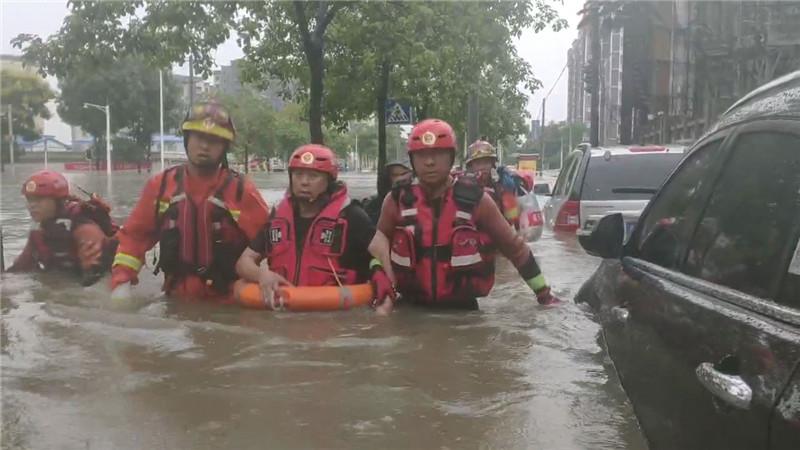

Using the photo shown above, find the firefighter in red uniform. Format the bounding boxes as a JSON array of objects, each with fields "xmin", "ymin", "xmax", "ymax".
[
  {"xmin": 110, "ymin": 101, "xmax": 270, "ymax": 301},
  {"xmin": 465, "ymin": 139, "xmax": 527, "ymax": 230},
  {"xmin": 9, "ymin": 170, "xmax": 118, "ymax": 286},
  {"xmin": 375, "ymin": 119, "xmax": 560, "ymax": 310},
  {"xmin": 235, "ymin": 144, "xmax": 394, "ymax": 307}
]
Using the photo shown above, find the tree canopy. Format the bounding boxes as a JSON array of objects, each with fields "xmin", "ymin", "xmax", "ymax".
[
  {"xmin": 1, "ymin": 67, "xmax": 55, "ymax": 142},
  {"xmin": 57, "ymin": 56, "xmax": 182, "ymax": 153}
]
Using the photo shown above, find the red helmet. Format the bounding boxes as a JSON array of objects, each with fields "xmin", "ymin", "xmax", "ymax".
[
  {"xmin": 407, "ymin": 119, "xmax": 457, "ymax": 153},
  {"xmin": 22, "ymin": 170, "xmax": 69, "ymax": 199},
  {"xmin": 288, "ymin": 144, "xmax": 338, "ymax": 179}
]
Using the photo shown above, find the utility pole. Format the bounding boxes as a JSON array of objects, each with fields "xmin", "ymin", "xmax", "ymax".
[
  {"xmin": 560, "ymin": 130, "xmax": 564, "ymax": 169},
  {"xmin": 467, "ymin": 92, "xmax": 480, "ymax": 146},
  {"xmin": 540, "ymin": 98, "xmax": 546, "ymax": 173},
  {"xmin": 569, "ymin": 122, "xmax": 574, "ymax": 150},
  {"xmin": 106, "ymin": 103, "xmax": 111, "ymax": 174},
  {"xmin": 589, "ymin": 2, "xmax": 601, "ymax": 147},
  {"xmin": 188, "ymin": 55, "xmax": 195, "ymax": 108},
  {"xmin": 83, "ymin": 102, "xmax": 112, "ymax": 175},
  {"xmin": 7, "ymin": 105, "xmax": 14, "ymax": 166},
  {"xmin": 159, "ymin": 69, "xmax": 165, "ymax": 171}
]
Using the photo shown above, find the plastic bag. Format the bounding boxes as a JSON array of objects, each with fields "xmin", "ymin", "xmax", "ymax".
[{"xmin": 517, "ymin": 190, "xmax": 544, "ymax": 242}]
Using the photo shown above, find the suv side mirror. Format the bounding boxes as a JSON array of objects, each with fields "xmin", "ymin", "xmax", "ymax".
[
  {"xmin": 579, "ymin": 213, "xmax": 624, "ymax": 258},
  {"xmin": 534, "ymin": 183, "xmax": 551, "ymax": 195}
]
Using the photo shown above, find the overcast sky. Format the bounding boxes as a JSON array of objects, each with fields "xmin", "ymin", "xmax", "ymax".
[{"xmin": 1, "ymin": 0, "xmax": 583, "ymax": 126}]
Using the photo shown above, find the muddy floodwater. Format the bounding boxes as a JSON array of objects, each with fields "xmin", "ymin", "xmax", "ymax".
[{"xmin": 1, "ymin": 166, "xmax": 648, "ymax": 449}]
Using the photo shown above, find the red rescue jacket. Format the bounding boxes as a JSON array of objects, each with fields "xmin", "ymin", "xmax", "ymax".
[
  {"xmin": 389, "ymin": 178, "xmax": 496, "ymax": 303},
  {"xmin": 10, "ymin": 198, "xmax": 117, "ymax": 273},
  {"xmin": 264, "ymin": 186, "xmax": 358, "ymax": 286},
  {"xmin": 153, "ymin": 165, "xmax": 248, "ymax": 293}
]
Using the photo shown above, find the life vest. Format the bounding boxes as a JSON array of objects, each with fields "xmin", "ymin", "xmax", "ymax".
[
  {"xmin": 263, "ymin": 186, "xmax": 358, "ymax": 286},
  {"xmin": 466, "ymin": 172, "xmax": 521, "ymax": 230},
  {"xmin": 28, "ymin": 199, "xmax": 117, "ymax": 272},
  {"xmin": 153, "ymin": 166, "xmax": 248, "ymax": 293},
  {"xmin": 389, "ymin": 176, "xmax": 496, "ymax": 303}
]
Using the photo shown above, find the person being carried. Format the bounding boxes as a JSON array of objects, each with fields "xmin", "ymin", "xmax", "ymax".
[
  {"xmin": 464, "ymin": 139, "xmax": 528, "ymax": 230},
  {"xmin": 235, "ymin": 144, "xmax": 394, "ymax": 309},
  {"xmin": 374, "ymin": 119, "xmax": 561, "ymax": 310},
  {"xmin": 110, "ymin": 101, "xmax": 269, "ymax": 301},
  {"xmin": 9, "ymin": 169, "xmax": 118, "ymax": 286}
]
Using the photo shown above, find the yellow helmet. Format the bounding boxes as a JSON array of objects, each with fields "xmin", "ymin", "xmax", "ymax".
[
  {"xmin": 181, "ymin": 101, "xmax": 236, "ymax": 142},
  {"xmin": 466, "ymin": 140, "xmax": 497, "ymax": 165}
]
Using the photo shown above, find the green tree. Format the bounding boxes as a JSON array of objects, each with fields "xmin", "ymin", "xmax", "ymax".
[
  {"xmin": 13, "ymin": 0, "xmax": 567, "ymax": 177},
  {"xmin": 12, "ymin": 1, "xmax": 237, "ymax": 79},
  {"xmin": 239, "ymin": 1, "xmax": 347, "ymax": 144},
  {"xmin": 321, "ymin": 1, "xmax": 566, "ymax": 194},
  {"xmin": 57, "ymin": 56, "xmax": 182, "ymax": 162},
  {"xmin": 1, "ymin": 68, "xmax": 55, "ymax": 162},
  {"xmin": 220, "ymin": 87, "xmax": 276, "ymax": 169},
  {"xmin": 539, "ymin": 121, "xmax": 587, "ymax": 169}
]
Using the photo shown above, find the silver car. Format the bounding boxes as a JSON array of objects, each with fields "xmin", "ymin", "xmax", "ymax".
[{"xmin": 544, "ymin": 145, "xmax": 686, "ymax": 240}]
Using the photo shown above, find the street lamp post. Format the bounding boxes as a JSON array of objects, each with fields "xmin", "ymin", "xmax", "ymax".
[
  {"xmin": 83, "ymin": 102, "xmax": 112, "ymax": 175},
  {"xmin": 7, "ymin": 105, "xmax": 14, "ymax": 167},
  {"xmin": 159, "ymin": 69, "xmax": 165, "ymax": 171}
]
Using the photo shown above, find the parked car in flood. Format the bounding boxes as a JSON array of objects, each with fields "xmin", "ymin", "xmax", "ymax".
[
  {"xmin": 576, "ymin": 71, "xmax": 800, "ymax": 449},
  {"xmin": 544, "ymin": 144, "xmax": 685, "ymax": 240}
]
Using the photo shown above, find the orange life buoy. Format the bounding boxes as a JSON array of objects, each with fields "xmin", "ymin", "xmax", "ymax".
[{"xmin": 235, "ymin": 282, "xmax": 373, "ymax": 311}]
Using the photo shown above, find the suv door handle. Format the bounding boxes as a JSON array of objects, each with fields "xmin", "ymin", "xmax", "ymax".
[
  {"xmin": 695, "ymin": 362, "xmax": 752, "ymax": 410},
  {"xmin": 611, "ymin": 306, "xmax": 629, "ymax": 323}
]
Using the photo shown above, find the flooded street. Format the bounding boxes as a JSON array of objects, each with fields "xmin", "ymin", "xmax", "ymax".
[{"xmin": 1, "ymin": 165, "xmax": 648, "ymax": 449}]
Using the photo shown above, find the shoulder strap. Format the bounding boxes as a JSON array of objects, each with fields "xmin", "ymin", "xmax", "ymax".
[
  {"xmin": 154, "ymin": 166, "xmax": 180, "ymax": 224},
  {"xmin": 235, "ymin": 172, "xmax": 244, "ymax": 202},
  {"xmin": 452, "ymin": 174, "xmax": 483, "ymax": 213},
  {"xmin": 391, "ymin": 183, "xmax": 417, "ymax": 209}
]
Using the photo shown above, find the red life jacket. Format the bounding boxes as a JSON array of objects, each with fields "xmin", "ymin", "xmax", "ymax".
[
  {"xmin": 389, "ymin": 178, "xmax": 496, "ymax": 303},
  {"xmin": 264, "ymin": 186, "xmax": 358, "ymax": 286},
  {"xmin": 153, "ymin": 166, "xmax": 248, "ymax": 293},
  {"xmin": 28, "ymin": 199, "xmax": 116, "ymax": 271}
]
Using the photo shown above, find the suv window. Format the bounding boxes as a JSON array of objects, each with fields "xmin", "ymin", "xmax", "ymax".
[
  {"xmin": 635, "ymin": 140, "xmax": 723, "ymax": 268},
  {"xmin": 780, "ymin": 235, "xmax": 800, "ymax": 307},
  {"xmin": 553, "ymin": 151, "xmax": 581, "ymax": 197},
  {"xmin": 581, "ymin": 153, "xmax": 684, "ymax": 200},
  {"xmin": 683, "ymin": 131, "xmax": 800, "ymax": 300}
]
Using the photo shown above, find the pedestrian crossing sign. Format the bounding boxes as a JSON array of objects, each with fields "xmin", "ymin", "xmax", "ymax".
[{"xmin": 385, "ymin": 100, "xmax": 412, "ymax": 124}]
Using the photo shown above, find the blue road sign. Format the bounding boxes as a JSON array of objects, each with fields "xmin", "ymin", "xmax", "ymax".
[{"xmin": 385, "ymin": 100, "xmax": 412, "ymax": 124}]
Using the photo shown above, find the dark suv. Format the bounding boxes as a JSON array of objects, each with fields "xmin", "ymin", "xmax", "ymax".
[{"xmin": 577, "ymin": 71, "xmax": 800, "ymax": 449}]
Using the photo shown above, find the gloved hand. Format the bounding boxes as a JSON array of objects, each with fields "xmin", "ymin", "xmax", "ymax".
[
  {"xmin": 110, "ymin": 266, "xmax": 138, "ymax": 290},
  {"xmin": 370, "ymin": 266, "xmax": 396, "ymax": 308},
  {"xmin": 535, "ymin": 286, "xmax": 562, "ymax": 306}
]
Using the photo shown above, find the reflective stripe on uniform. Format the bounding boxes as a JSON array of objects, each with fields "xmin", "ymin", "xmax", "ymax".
[
  {"xmin": 207, "ymin": 197, "xmax": 240, "ymax": 222},
  {"xmin": 113, "ymin": 252, "xmax": 143, "ymax": 271},
  {"xmin": 526, "ymin": 274, "xmax": 547, "ymax": 292},
  {"xmin": 450, "ymin": 253, "xmax": 482, "ymax": 267},
  {"xmin": 455, "ymin": 211, "xmax": 472, "ymax": 221},
  {"xmin": 390, "ymin": 252, "xmax": 411, "ymax": 267},
  {"xmin": 157, "ymin": 200, "xmax": 170, "ymax": 215},
  {"xmin": 208, "ymin": 197, "xmax": 226, "ymax": 209},
  {"xmin": 170, "ymin": 193, "xmax": 187, "ymax": 204}
]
